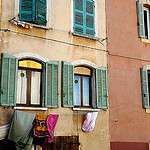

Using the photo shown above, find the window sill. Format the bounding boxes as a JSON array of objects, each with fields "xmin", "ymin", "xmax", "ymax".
[
  {"xmin": 72, "ymin": 32, "xmax": 98, "ymax": 40},
  {"xmin": 14, "ymin": 107, "xmax": 48, "ymax": 111},
  {"xmin": 73, "ymin": 107, "xmax": 106, "ymax": 112},
  {"xmin": 141, "ymin": 38, "xmax": 150, "ymax": 44},
  {"xmin": 145, "ymin": 108, "xmax": 150, "ymax": 113},
  {"xmin": 10, "ymin": 19, "xmax": 50, "ymax": 30}
]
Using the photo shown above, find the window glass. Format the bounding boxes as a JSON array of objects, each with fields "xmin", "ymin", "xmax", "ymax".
[
  {"xmin": 74, "ymin": 76, "xmax": 81, "ymax": 105},
  {"xmin": 83, "ymin": 77, "xmax": 90, "ymax": 106}
]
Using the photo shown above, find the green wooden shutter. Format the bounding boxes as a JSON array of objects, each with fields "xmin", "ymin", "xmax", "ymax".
[
  {"xmin": 62, "ymin": 61, "xmax": 74, "ymax": 107},
  {"xmin": 74, "ymin": 0, "xmax": 84, "ymax": 34},
  {"xmin": 19, "ymin": 0, "xmax": 35, "ymax": 22},
  {"xmin": 0, "ymin": 53, "xmax": 18, "ymax": 106},
  {"xmin": 35, "ymin": 0, "xmax": 47, "ymax": 26},
  {"xmin": 85, "ymin": 0, "xmax": 95, "ymax": 37},
  {"xmin": 96, "ymin": 67, "xmax": 108, "ymax": 109},
  {"xmin": 45, "ymin": 61, "xmax": 59, "ymax": 108},
  {"xmin": 140, "ymin": 68, "xmax": 149, "ymax": 108},
  {"xmin": 136, "ymin": 1, "xmax": 145, "ymax": 38}
]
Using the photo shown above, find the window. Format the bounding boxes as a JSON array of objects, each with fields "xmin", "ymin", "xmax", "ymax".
[
  {"xmin": 137, "ymin": 1, "xmax": 150, "ymax": 39},
  {"xmin": 19, "ymin": 0, "xmax": 47, "ymax": 26},
  {"xmin": 141, "ymin": 68, "xmax": 150, "ymax": 108},
  {"xmin": 16, "ymin": 60, "xmax": 42, "ymax": 107},
  {"xmin": 74, "ymin": 0, "xmax": 95, "ymax": 37},
  {"xmin": 0, "ymin": 53, "xmax": 59, "ymax": 108},
  {"xmin": 62, "ymin": 61, "xmax": 108, "ymax": 109},
  {"xmin": 74, "ymin": 66, "xmax": 91, "ymax": 107}
]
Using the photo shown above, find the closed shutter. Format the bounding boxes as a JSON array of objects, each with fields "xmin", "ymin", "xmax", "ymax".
[
  {"xmin": 140, "ymin": 68, "xmax": 149, "ymax": 108},
  {"xmin": 96, "ymin": 67, "xmax": 108, "ymax": 109},
  {"xmin": 74, "ymin": 0, "xmax": 84, "ymax": 34},
  {"xmin": 0, "ymin": 53, "xmax": 18, "ymax": 106},
  {"xmin": 85, "ymin": 0, "xmax": 95, "ymax": 37},
  {"xmin": 35, "ymin": 0, "xmax": 47, "ymax": 26},
  {"xmin": 136, "ymin": 1, "xmax": 145, "ymax": 38},
  {"xmin": 19, "ymin": 0, "xmax": 35, "ymax": 22},
  {"xmin": 62, "ymin": 61, "xmax": 74, "ymax": 107},
  {"xmin": 45, "ymin": 61, "xmax": 59, "ymax": 108}
]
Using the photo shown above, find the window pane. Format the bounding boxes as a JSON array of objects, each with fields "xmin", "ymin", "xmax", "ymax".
[
  {"xmin": 31, "ymin": 71, "xmax": 41, "ymax": 105},
  {"xmin": 74, "ymin": 67, "xmax": 91, "ymax": 75},
  {"xmin": 83, "ymin": 77, "xmax": 89, "ymax": 106},
  {"xmin": 19, "ymin": 60, "xmax": 42, "ymax": 69},
  {"xmin": 74, "ymin": 76, "xmax": 81, "ymax": 106},
  {"xmin": 16, "ymin": 70, "xmax": 27, "ymax": 104}
]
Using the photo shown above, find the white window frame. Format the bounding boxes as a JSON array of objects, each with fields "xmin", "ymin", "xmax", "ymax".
[
  {"xmin": 14, "ymin": 0, "xmax": 51, "ymax": 29},
  {"xmin": 71, "ymin": 0, "xmax": 98, "ymax": 39},
  {"xmin": 143, "ymin": 7, "xmax": 150, "ymax": 39}
]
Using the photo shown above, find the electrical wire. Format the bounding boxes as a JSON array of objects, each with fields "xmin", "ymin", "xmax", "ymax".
[{"xmin": 0, "ymin": 29, "xmax": 108, "ymax": 53}]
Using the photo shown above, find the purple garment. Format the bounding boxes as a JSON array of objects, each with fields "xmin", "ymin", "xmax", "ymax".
[
  {"xmin": 46, "ymin": 114, "xmax": 59, "ymax": 143},
  {"xmin": 82, "ymin": 112, "xmax": 98, "ymax": 133}
]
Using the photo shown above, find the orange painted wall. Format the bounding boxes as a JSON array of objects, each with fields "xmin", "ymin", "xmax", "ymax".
[{"xmin": 107, "ymin": 0, "xmax": 150, "ymax": 149}]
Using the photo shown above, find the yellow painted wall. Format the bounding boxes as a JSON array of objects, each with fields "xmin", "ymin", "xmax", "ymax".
[{"xmin": 0, "ymin": 0, "xmax": 110, "ymax": 149}]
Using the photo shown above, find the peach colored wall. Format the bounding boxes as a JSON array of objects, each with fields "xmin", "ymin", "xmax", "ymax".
[
  {"xmin": 107, "ymin": 0, "xmax": 150, "ymax": 147},
  {"xmin": 0, "ymin": 0, "xmax": 110, "ymax": 150}
]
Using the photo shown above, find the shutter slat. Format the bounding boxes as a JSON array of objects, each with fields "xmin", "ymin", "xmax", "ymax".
[
  {"xmin": 141, "ymin": 68, "xmax": 149, "ymax": 108},
  {"xmin": 137, "ymin": 1, "xmax": 145, "ymax": 38},
  {"xmin": 62, "ymin": 61, "xmax": 74, "ymax": 107},
  {"xmin": 19, "ymin": 0, "xmax": 35, "ymax": 22},
  {"xmin": 0, "ymin": 53, "xmax": 18, "ymax": 106},
  {"xmin": 35, "ymin": 0, "xmax": 47, "ymax": 26},
  {"xmin": 96, "ymin": 67, "xmax": 108, "ymax": 109},
  {"xmin": 45, "ymin": 61, "xmax": 59, "ymax": 108}
]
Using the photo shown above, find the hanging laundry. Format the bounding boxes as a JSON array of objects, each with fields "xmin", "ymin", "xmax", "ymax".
[
  {"xmin": 0, "ymin": 124, "xmax": 10, "ymax": 140},
  {"xmin": 82, "ymin": 112, "xmax": 98, "ymax": 133},
  {"xmin": 46, "ymin": 114, "xmax": 59, "ymax": 143},
  {"xmin": 8, "ymin": 110, "xmax": 36, "ymax": 150},
  {"xmin": 33, "ymin": 115, "xmax": 50, "ymax": 138}
]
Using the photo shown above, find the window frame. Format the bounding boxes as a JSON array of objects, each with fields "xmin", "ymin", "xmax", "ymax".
[
  {"xmin": 14, "ymin": 0, "xmax": 51, "ymax": 29},
  {"xmin": 74, "ymin": 66, "xmax": 92, "ymax": 107},
  {"xmin": 143, "ymin": 7, "xmax": 150, "ymax": 39},
  {"xmin": 16, "ymin": 59, "xmax": 43, "ymax": 107}
]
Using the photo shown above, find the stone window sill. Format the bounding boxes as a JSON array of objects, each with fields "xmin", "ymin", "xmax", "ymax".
[
  {"xmin": 141, "ymin": 38, "xmax": 150, "ymax": 44},
  {"xmin": 14, "ymin": 107, "xmax": 47, "ymax": 111},
  {"xmin": 73, "ymin": 107, "xmax": 106, "ymax": 112}
]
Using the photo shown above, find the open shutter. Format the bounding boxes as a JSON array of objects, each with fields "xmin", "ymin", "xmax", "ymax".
[
  {"xmin": 137, "ymin": 1, "xmax": 145, "ymax": 38},
  {"xmin": 62, "ymin": 61, "xmax": 74, "ymax": 107},
  {"xmin": 45, "ymin": 61, "xmax": 59, "ymax": 108},
  {"xmin": 74, "ymin": 0, "xmax": 84, "ymax": 35},
  {"xmin": 35, "ymin": 0, "xmax": 47, "ymax": 26},
  {"xmin": 85, "ymin": 0, "xmax": 95, "ymax": 37},
  {"xmin": 141, "ymin": 68, "xmax": 149, "ymax": 108},
  {"xmin": 19, "ymin": 0, "xmax": 35, "ymax": 22},
  {"xmin": 0, "ymin": 53, "xmax": 18, "ymax": 106},
  {"xmin": 96, "ymin": 67, "xmax": 108, "ymax": 109}
]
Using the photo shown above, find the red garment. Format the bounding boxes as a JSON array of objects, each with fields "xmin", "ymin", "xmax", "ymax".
[{"xmin": 46, "ymin": 114, "xmax": 59, "ymax": 143}]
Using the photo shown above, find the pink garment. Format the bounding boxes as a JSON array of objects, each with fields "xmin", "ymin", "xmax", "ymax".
[
  {"xmin": 46, "ymin": 114, "xmax": 59, "ymax": 143},
  {"xmin": 82, "ymin": 112, "xmax": 98, "ymax": 133}
]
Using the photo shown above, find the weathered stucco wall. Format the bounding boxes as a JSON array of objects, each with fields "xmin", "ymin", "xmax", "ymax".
[
  {"xmin": 0, "ymin": 0, "xmax": 109, "ymax": 150},
  {"xmin": 107, "ymin": 0, "xmax": 150, "ymax": 149}
]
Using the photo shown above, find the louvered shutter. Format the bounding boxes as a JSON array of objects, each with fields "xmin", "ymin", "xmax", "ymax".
[
  {"xmin": 85, "ymin": 0, "xmax": 95, "ymax": 37},
  {"xmin": 62, "ymin": 61, "xmax": 74, "ymax": 107},
  {"xmin": 137, "ymin": 1, "xmax": 145, "ymax": 38},
  {"xmin": 96, "ymin": 67, "xmax": 108, "ymax": 109},
  {"xmin": 140, "ymin": 68, "xmax": 149, "ymax": 108},
  {"xmin": 19, "ymin": 0, "xmax": 35, "ymax": 22},
  {"xmin": 74, "ymin": 0, "xmax": 84, "ymax": 34},
  {"xmin": 0, "ymin": 53, "xmax": 18, "ymax": 106},
  {"xmin": 35, "ymin": 0, "xmax": 47, "ymax": 26},
  {"xmin": 45, "ymin": 61, "xmax": 59, "ymax": 108}
]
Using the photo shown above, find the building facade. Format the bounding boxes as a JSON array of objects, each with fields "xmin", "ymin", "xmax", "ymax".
[
  {"xmin": 107, "ymin": 0, "xmax": 150, "ymax": 149},
  {"xmin": 0, "ymin": 0, "xmax": 109, "ymax": 150}
]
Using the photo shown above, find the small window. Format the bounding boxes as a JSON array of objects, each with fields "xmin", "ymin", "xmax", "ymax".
[
  {"xmin": 74, "ymin": 66, "xmax": 92, "ymax": 107},
  {"xmin": 19, "ymin": 0, "xmax": 47, "ymax": 26},
  {"xmin": 143, "ymin": 7, "xmax": 150, "ymax": 39},
  {"xmin": 16, "ymin": 59, "xmax": 42, "ymax": 107},
  {"xmin": 74, "ymin": 0, "xmax": 95, "ymax": 37}
]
